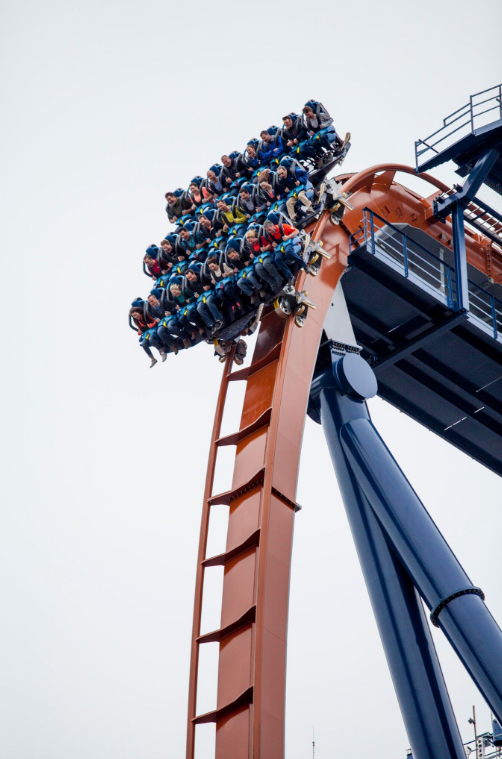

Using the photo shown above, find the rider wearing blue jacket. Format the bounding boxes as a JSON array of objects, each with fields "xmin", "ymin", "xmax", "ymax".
[
  {"xmin": 277, "ymin": 158, "xmax": 314, "ymax": 221},
  {"xmin": 257, "ymin": 127, "xmax": 285, "ymax": 166}
]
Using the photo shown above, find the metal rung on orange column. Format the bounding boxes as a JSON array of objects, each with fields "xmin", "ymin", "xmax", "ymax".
[
  {"xmin": 202, "ymin": 529, "xmax": 261, "ymax": 568},
  {"xmin": 197, "ymin": 606, "xmax": 256, "ymax": 644},
  {"xmin": 208, "ymin": 468, "xmax": 266, "ymax": 506},
  {"xmin": 216, "ymin": 408, "xmax": 273, "ymax": 447},
  {"xmin": 228, "ymin": 339, "xmax": 283, "ymax": 382},
  {"xmin": 192, "ymin": 687, "xmax": 254, "ymax": 725}
]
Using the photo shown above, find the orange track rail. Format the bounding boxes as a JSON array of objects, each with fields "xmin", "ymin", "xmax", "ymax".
[{"xmin": 185, "ymin": 165, "xmax": 501, "ymax": 759}]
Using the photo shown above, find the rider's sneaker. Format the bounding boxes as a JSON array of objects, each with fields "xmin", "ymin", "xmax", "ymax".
[
  {"xmin": 160, "ymin": 352, "xmax": 167, "ymax": 362},
  {"xmin": 150, "ymin": 358, "xmax": 158, "ymax": 368}
]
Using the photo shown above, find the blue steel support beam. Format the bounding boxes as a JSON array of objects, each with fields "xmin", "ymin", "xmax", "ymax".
[
  {"xmin": 311, "ymin": 363, "xmax": 466, "ymax": 759},
  {"xmin": 433, "ymin": 149, "xmax": 499, "ymax": 311},
  {"xmin": 311, "ymin": 349, "xmax": 502, "ymax": 726},
  {"xmin": 452, "ymin": 202, "xmax": 469, "ymax": 311}
]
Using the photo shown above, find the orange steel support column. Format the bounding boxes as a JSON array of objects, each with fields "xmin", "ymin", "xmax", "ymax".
[
  {"xmin": 186, "ymin": 165, "xmax": 500, "ymax": 759},
  {"xmin": 186, "ymin": 212, "xmax": 347, "ymax": 759}
]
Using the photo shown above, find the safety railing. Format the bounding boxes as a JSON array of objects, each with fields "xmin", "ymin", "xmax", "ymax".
[
  {"xmin": 349, "ymin": 208, "xmax": 502, "ymax": 341},
  {"xmin": 349, "ymin": 209, "xmax": 457, "ymax": 308},
  {"xmin": 463, "ymin": 732, "xmax": 502, "ymax": 759},
  {"xmin": 468, "ymin": 280, "xmax": 502, "ymax": 340},
  {"xmin": 415, "ymin": 84, "xmax": 502, "ymax": 170}
]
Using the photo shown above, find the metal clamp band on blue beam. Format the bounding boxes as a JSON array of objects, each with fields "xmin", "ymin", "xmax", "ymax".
[{"xmin": 430, "ymin": 587, "xmax": 485, "ymax": 627}]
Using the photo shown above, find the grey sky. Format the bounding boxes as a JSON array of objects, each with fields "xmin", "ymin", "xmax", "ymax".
[{"xmin": 1, "ymin": 0, "xmax": 502, "ymax": 757}]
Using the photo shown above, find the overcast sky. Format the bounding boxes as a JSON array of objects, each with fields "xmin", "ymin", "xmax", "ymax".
[{"xmin": 1, "ymin": 1, "xmax": 502, "ymax": 757}]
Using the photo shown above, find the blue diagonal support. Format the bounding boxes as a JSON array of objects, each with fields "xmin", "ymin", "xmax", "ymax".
[{"xmin": 310, "ymin": 346, "xmax": 502, "ymax": 756}]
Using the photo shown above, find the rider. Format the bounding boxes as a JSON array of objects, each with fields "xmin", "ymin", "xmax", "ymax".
[
  {"xmin": 241, "ymin": 141, "xmax": 261, "ymax": 174},
  {"xmin": 165, "ymin": 189, "xmax": 192, "ymax": 224},
  {"xmin": 156, "ymin": 288, "xmax": 192, "ymax": 351},
  {"xmin": 187, "ymin": 264, "xmax": 224, "ymax": 333},
  {"xmin": 257, "ymin": 127, "xmax": 285, "ymax": 165},
  {"xmin": 261, "ymin": 218, "xmax": 307, "ymax": 281},
  {"xmin": 158, "ymin": 237, "xmax": 178, "ymax": 270},
  {"xmin": 130, "ymin": 303, "xmax": 166, "ymax": 367},
  {"xmin": 178, "ymin": 226, "xmax": 198, "ymax": 257},
  {"xmin": 281, "ymin": 113, "xmax": 309, "ymax": 157},
  {"xmin": 168, "ymin": 278, "xmax": 206, "ymax": 339},
  {"xmin": 143, "ymin": 245, "xmax": 162, "ymax": 279},
  {"xmin": 199, "ymin": 254, "xmax": 241, "ymax": 318},
  {"xmin": 277, "ymin": 158, "xmax": 314, "ymax": 221},
  {"xmin": 237, "ymin": 183, "xmax": 270, "ymax": 221},
  {"xmin": 223, "ymin": 237, "xmax": 261, "ymax": 302},
  {"xmin": 245, "ymin": 228, "xmax": 284, "ymax": 294},
  {"xmin": 206, "ymin": 165, "xmax": 225, "ymax": 197},
  {"xmin": 215, "ymin": 197, "xmax": 247, "ymax": 233},
  {"xmin": 220, "ymin": 152, "xmax": 249, "ymax": 187},
  {"xmin": 192, "ymin": 213, "xmax": 217, "ymax": 258},
  {"xmin": 187, "ymin": 178, "xmax": 206, "ymax": 211},
  {"xmin": 302, "ymin": 101, "xmax": 339, "ymax": 163}
]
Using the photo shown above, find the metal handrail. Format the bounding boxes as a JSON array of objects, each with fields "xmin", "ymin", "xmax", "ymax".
[
  {"xmin": 352, "ymin": 208, "xmax": 457, "ymax": 310},
  {"xmin": 361, "ymin": 208, "xmax": 456, "ymax": 269},
  {"xmin": 416, "ymin": 117, "xmax": 472, "ymax": 158},
  {"xmin": 415, "ymin": 84, "xmax": 502, "ymax": 169},
  {"xmin": 351, "ymin": 208, "xmax": 502, "ymax": 340},
  {"xmin": 463, "ymin": 732, "xmax": 502, "ymax": 759}
]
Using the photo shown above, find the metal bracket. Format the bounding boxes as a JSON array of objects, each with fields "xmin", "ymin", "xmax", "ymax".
[
  {"xmin": 434, "ymin": 149, "xmax": 500, "ymax": 219},
  {"xmin": 430, "ymin": 587, "xmax": 485, "ymax": 627}
]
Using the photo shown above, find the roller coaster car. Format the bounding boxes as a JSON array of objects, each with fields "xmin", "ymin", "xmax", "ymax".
[
  {"xmin": 209, "ymin": 231, "xmax": 326, "ymax": 353},
  {"xmin": 273, "ymin": 286, "xmax": 317, "ymax": 328},
  {"xmin": 215, "ymin": 307, "xmax": 259, "ymax": 344},
  {"xmin": 306, "ymin": 131, "xmax": 351, "ymax": 185}
]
